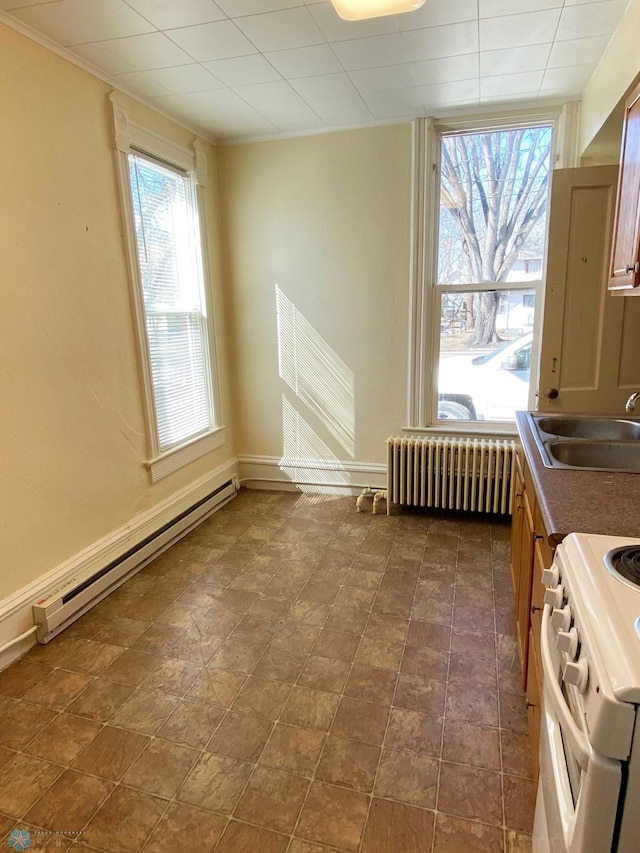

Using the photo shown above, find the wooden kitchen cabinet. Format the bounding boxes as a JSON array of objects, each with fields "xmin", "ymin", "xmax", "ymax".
[
  {"xmin": 510, "ymin": 454, "xmax": 535, "ymax": 677},
  {"xmin": 510, "ymin": 447, "xmax": 556, "ymax": 781},
  {"xmin": 609, "ymin": 79, "xmax": 640, "ymax": 292},
  {"xmin": 526, "ymin": 626, "xmax": 542, "ymax": 780},
  {"xmin": 526, "ymin": 535, "xmax": 549, "ymax": 781}
]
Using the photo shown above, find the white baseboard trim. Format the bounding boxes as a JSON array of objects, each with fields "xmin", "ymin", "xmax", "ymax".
[
  {"xmin": 237, "ymin": 454, "xmax": 386, "ymax": 495},
  {"xmin": 0, "ymin": 458, "xmax": 239, "ymax": 671}
]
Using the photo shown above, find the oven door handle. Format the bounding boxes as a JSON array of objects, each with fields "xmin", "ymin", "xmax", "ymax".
[{"xmin": 540, "ymin": 603, "xmax": 591, "ymax": 769}]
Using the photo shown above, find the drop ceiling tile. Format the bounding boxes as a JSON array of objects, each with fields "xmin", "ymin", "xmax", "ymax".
[
  {"xmin": 73, "ymin": 32, "xmax": 194, "ymax": 74},
  {"xmin": 233, "ymin": 7, "xmax": 325, "ymax": 52},
  {"xmin": 479, "ymin": 9, "xmax": 561, "ymax": 51},
  {"xmin": 0, "ymin": 0, "xmax": 58, "ymax": 8},
  {"xmin": 480, "ymin": 43, "xmax": 551, "ymax": 76},
  {"xmin": 365, "ymin": 79, "xmax": 482, "ymax": 117},
  {"xmin": 307, "ymin": 2, "xmax": 401, "ymax": 41},
  {"xmin": 180, "ymin": 86, "xmax": 255, "ymax": 113},
  {"xmin": 540, "ymin": 63, "xmax": 595, "ymax": 93},
  {"xmin": 556, "ymin": 1, "xmax": 626, "ymax": 41},
  {"xmin": 234, "ymin": 81, "xmax": 323, "ymax": 126},
  {"xmin": 233, "ymin": 79, "xmax": 312, "ymax": 111},
  {"xmin": 564, "ymin": 0, "xmax": 625, "ymax": 5},
  {"xmin": 265, "ymin": 44, "xmax": 341, "ymax": 78},
  {"xmin": 178, "ymin": 89, "xmax": 279, "ymax": 133},
  {"xmin": 481, "ymin": 70, "xmax": 544, "ymax": 98},
  {"xmin": 155, "ymin": 91, "xmax": 278, "ymax": 138},
  {"xmin": 216, "ymin": 0, "xmax": 304, "ymax": 14},
  {"xmin": 401, "ymin": 20, "xmax": 478, "ymax": 62},
  {"xmin": 480, "ymin": 89, "xmax": 541, "ymax": 105},
  {"xmin": 177, "ymin": 87, "xmax": 278, "ymax": 131},
  {"xmin": 411, "ymin": 53, "xmax": 478, "ymax": 86},
  {"xmin": 348, "ymin": 64, "xmax": 416, "ymax": 93},
  {"xmin": 114, "ymin": 70, "xmax": 171, "ymax": 99},
  {"xmin": 71, "ymin": 41, "xmax": 135, "ymax": 74},
  {"xmin": 150, "ymin": 92, "xmax": 204, "ymax": 122},
  {"xmin": 397, "ymin": 0, "xmax": 477, "ymax": 29},
  {"xmin": 10, "ymin": 0, "xmax": 154, "ymax": 45},
  {"xmin": 144, "ymin": 64, "xmax": 225, "ymax": 94},
  {"xmin": 361, "ymin": 87, "xmax": 427, "ymax": 120},
  {"xmin": 166, "ymin": 20, "xmax": 257, "ymax": 62},
  {"xmin": 420, "ymin": 77, "xmax": 480, "ymax": 110},
  {"xmin": 479, "ymin": 0, "xmax": 561, "ymax": 17},
  {"xmin": 290, "ymin": 72, "xmax": 358, "ymax": 99},
  {"xmin": 547, "ymin": 34, "xmax": 610, "ymax": 67},
  {"xmin": 306, "ymin": 92, "xmax": 372, "ymax": 123},
  {"xmin": 271, "ymin": 115, "xmax": 328, "ymax": 134},
  {"xmin": 208, "ymin": 113, "xmax": 281, "ymax": 140},
  {"xmin": 204, "ymin": 55, "xmax": 282, "ymax": 86},
  {"xmin": 331, "ymin": 32, "xmax": 409, "ymax": 70},
  {"xmin": 260, "ymin": 102, "xmax": 325, "ymax": 127},
  {"xmin": 124, "ymin": 0, "xmax": 225, "ymax": 29}
]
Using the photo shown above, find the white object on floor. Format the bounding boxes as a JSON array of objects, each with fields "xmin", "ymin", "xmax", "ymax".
[{"xmin": 356, "ymin": 487, "xmax": 387, "ymax": 514}]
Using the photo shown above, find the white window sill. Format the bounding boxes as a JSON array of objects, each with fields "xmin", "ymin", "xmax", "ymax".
[
  {"xmin": 402, "ymin": 423, "xmax": 520, "ymax": 439},
  {"xmin": 145, "ymin": 427, "xmax": 226, "ymax": 482}
]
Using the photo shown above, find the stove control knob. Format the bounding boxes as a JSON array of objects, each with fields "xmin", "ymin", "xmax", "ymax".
[
  {"xmin": 544, "ymin": 584, "xmax": 564, "ymax": 610},
  {"xmin": 564, "ymin": 660, "xmax": 588, "ymax": 693},
  {"xmin": 551, "ymin": 604, "xmax": 572, "ymax": 632},
  {"xmin": 542, "ymin": 566, "xmax": 559, "ymax": 587},
  {"xmin": 556, "ymin": 627, "xmax": 579, "ymax": 659}
]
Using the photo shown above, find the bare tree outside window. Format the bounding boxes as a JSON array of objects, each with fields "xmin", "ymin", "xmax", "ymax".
[
  {"xmin": 434, "ymin": 124, "xmax": 552, "ymax": 422},
  {"xmin": 438, "ymin": 126, "xmax": 552, "ymax": 347}
]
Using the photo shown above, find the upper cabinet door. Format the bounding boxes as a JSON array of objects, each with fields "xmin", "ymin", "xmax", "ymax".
[{"xmin": 609, "ymin": 81, "xmax": 640, "ymax": 291}]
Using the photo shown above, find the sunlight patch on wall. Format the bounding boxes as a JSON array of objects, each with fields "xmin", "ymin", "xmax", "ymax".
[
  {"xmin": 276, "ymin": 285, "xmax": 355, "ymax": 459},
  {"xmin": 280, "ymin": 395, "xmax": 352, "ymax": 498}
]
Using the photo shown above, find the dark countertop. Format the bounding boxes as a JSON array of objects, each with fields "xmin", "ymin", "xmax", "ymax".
[{"xmin": 515, "ymin": 411, "xmax": 640, "ymax": 545}]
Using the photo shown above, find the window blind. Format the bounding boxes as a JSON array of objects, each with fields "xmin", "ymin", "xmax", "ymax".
[{"xmin": 128, "ymin": 153, "xmax": 213, "ymax": 452}]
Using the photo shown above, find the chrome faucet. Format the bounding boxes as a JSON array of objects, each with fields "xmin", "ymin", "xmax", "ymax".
[{"xmin": 626, "ymin": 392, "xmax": 640, "ymax": 413}]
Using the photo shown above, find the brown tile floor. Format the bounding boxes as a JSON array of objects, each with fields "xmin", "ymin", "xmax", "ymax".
[{"xmin": 0, "ymin": 490, "xmax": 535, "ymax": 852}]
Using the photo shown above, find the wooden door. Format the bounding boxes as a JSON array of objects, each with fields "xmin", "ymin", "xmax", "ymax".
[{"xmin": 538, "ymin": 166, "xmax": 640, "ymax": 413}]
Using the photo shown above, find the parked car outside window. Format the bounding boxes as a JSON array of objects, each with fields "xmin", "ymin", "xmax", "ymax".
[{"xmin": 437, "ymin": 332, "xmax": 533, "ymax": 421}]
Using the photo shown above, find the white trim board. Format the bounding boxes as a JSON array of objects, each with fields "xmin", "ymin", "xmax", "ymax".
[
  {"xmin": 0, "ymin": 458, "xmax": 238, "ymax": 671},
  {"xmin": 237, "ymin": 454, "xmax": 386, "ymax": 495}
]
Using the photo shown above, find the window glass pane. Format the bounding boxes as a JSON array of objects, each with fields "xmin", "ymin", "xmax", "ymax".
[
  {"xmin": 438, "ymin": 126, "xmax": 552, "ymax": 287},
  {"xmin": 129, "ymin": 154, "xmax": 213, "ymax": 451},
  {"xmin": 437, "ymin": 289, "xmax": 535, "ymax": 422}
]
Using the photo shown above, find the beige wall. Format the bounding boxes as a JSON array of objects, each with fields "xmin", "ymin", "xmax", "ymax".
[
  {"xmin": 218, "ymin": 125, "xmax": 412, "ymax": 469},
  {"xmin": 0, "ymin": 23, "xmax": 235, "ymax": 601}
]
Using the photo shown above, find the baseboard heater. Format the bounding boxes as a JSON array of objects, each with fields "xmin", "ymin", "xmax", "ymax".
[
  {"xmin": 386, "ymin": 435, "xmax": 517, "ymax": 515},
  {"xmin": 33, "ymin": 480, "xmax": 236, "ymax": 643}
]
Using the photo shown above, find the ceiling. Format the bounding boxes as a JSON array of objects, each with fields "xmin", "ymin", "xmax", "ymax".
[{"xmin": 1, "ymin": 0, "xmax": 630, "ymax": 143}]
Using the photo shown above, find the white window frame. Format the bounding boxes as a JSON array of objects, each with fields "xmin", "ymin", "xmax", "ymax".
[
  {"xmin": 407, "ymin": 106, "xmax": 579, "ymax": 435},
  {"xmin": 110, "ymin": 95, "xmax": 224, "ymax": 481}
]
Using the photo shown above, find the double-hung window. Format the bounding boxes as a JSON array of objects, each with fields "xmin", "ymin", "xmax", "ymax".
[
  {"xmin": 408, "ymin": 114, "xmax": 558, "ymax": 431},
  {"xmin": 112, "ymin": 98, "xmax": 223, "ymax": 480}
]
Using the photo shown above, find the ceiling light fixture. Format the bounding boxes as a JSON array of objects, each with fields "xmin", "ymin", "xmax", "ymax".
[{"xmin": 330, "ymin": 0, "xmax": 426, "ymax": 21}]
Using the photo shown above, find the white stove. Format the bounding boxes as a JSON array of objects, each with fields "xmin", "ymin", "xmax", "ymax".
[{"xmin": 534, "ymin": 532, "xmax": 640, "ymax": 853}]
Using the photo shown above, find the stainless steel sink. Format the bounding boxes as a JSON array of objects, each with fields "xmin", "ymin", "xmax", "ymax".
[
  {"xmin": 546, "ymin": 440, "xmax": 640, "ymax": 472},
  {"xmin": 525, "ymin": 412, "xmax": 640, "ymax": 473},
  {"xmin": 535, "ymin": 415, "xmax": 640, "ymax": 441}
]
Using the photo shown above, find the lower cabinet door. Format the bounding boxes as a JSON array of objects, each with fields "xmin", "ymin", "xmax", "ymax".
[{"xmin": 526, "ymin": 626, "xmax": 542, "ymax": 782}]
